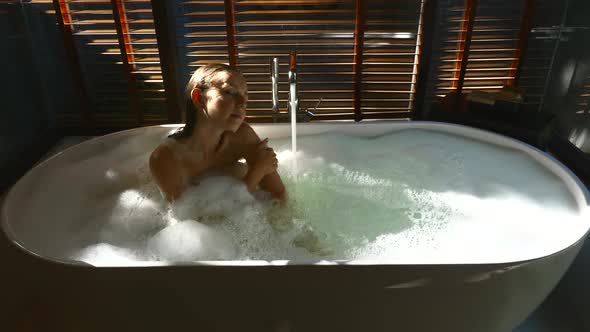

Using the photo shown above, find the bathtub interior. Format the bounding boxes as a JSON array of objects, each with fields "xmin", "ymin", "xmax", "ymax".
[{"xmin": 1, "ymin": 121, "xmax": 589, "ymax": 267}]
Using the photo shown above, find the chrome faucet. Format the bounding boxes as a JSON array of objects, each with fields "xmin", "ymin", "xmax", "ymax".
[
  {"xmin": 288, "ymin": 50, "xmax": 300, "ymax": 118},
  {"xmin": 270, "ymin": 51, "xmax": 316, "ymax": 122}
]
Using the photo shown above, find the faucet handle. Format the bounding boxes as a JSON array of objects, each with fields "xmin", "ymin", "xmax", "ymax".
[
  {"xmin": 270, "ymin": 57, "xmax": 280, "ymax": 115},
  {"xmin": 270, "ymin": 57, "xmax": 279, "ymax": 78},
  {"xmin": 303, "ymin": 98, "xmax": 322, "ymax": 116},
  {"xmin": 310, "ymin": 97, "xmax": 323, "ymax": 114},
  {"xmin": 289, "ymin": 50, "xmax": 297, "ymax": 72},
  {"xmin": 296, "ymin": 98, "xmax": 321, "ymax": 122}
]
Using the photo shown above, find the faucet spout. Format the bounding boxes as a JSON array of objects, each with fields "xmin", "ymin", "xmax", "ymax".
[
  {"xmin": 268, "ymin": 51, "xmax": 314, "ymax": 122},
  {"xmin": 288, "ymin": 50, "xmax": 299, "ymax": 117}
]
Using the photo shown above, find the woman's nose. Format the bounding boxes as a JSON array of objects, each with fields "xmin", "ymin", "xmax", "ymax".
[{"xmin": 235, "ymin": 94, "xmax": 246, "ymax": 107}]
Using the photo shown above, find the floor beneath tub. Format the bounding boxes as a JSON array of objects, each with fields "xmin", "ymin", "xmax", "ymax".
[
  {"xmin": 514, "ymin": 294, "xmax": 583, "ymax": 332},
  {"xmin": 1, "ymin": 136, "xmax": 586, "ymax": 331}
]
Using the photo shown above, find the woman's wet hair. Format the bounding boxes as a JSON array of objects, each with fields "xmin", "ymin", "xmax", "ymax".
[{"xmin": 169, "ymin": 63, "xmax": 243, "ymax": 140}]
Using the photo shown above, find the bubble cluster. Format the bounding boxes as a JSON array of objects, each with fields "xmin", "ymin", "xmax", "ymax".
[{"xmin": 12, "ymin": 129, "xmax": 586, "ymax": 266}]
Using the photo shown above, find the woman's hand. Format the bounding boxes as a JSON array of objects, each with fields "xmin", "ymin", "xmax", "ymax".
[
  {"xmin": 251, "ymin": 138, "xmax": 278, "ymax": 176},
  {"xmin": 243, "ymin": 138, "xmax": 279, "ymax": 193}
]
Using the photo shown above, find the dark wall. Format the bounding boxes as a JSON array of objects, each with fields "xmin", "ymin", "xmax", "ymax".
[
  {"xmin": 538, "ymin": 1, "xmax": 590, "ymax": 328},
  {"xmin": 0, "ymin": 2, "xmax": 46, "ymax": 156},
  {"xmin": 541, "ymin": 0, "xmax": 590, "ymax": 153},
  {"xmin": 0, "ymin": 1, "xmax": 77, "ymax": 190}
]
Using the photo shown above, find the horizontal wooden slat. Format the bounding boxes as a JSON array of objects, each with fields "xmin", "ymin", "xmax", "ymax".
[
  {"xmin": 35, "ymin": 0, "xmax": 168, "ymax": 123},
  {"xmin": 31, "ymin": 0, "xmax": 567, "ymax": 125},
  {"xmin": 177, "ymin": 0, "xmax": 423, "ymax": 120}
]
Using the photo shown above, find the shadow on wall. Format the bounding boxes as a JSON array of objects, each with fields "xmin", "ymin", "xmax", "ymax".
[
  {"xmin": 541, "ymin": 0, "xmax": 590, "ymax": 153},
  {"xmin": 0, "ymin": 2, "xmax": 63, "ymax": 190},
  {"xmin": 541, "ymin": 1, "xmax": 590, "ymax": 329},
  {"xmin": 1, "ymin": 2, "xmax": 47, "ymax": 155}
]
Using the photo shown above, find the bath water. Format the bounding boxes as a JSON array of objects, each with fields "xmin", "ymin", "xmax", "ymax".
[{"xmin": 16, "ymin": 129, "xmax": 587, "ymax": 266}]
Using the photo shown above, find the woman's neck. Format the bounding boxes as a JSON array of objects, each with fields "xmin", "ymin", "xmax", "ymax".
[{"xmin": 184, "ymin": 116, "xmax": 224, "ymax": 159}]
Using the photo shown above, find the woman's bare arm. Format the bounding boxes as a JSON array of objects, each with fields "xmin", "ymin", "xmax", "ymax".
[
  {"xmin": 259, "ymin": 172, "xmax": 286, "ymax": 201},
  {"xmin": 237, "ymin": 124, "xmax": 286, "ymax": 200}
]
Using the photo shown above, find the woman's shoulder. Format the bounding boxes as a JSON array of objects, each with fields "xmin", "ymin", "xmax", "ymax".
[
  {"xmin": 150, "ymin": 138, "xmax": 187, "ymax": 172},
  {"xmin": 149, "ymin": 140, "xmax": 187, "ymax": 202},
  {"xmin": 233, "ymin": 122, "xmax": 260, "ymax": 144},
  {"xmin": 150, "ymin": 140, "xmax": 178, "ymax": 173},
  {"xmin": 155, "ymin": 138, "xmax": 203, "ymax": 161},
  {"xmin": 152, "ymin": 138, "xmax": 177, "ymax": 159}
]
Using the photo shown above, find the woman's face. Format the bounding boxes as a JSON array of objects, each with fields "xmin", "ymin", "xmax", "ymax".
[{"xmin": 198, "ymin": 70, "xmax": 248, "ymax": 132}]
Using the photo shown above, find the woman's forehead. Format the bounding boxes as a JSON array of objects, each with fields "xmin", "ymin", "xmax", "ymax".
[{"xmin": 210, "ymin": 70, "xmax": 247, "ymax": 90}]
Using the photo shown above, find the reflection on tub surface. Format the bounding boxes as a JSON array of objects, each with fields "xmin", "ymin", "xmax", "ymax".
[{"xmin": 8, "ymin": 128, "xmax": 588, "ymax": 266}]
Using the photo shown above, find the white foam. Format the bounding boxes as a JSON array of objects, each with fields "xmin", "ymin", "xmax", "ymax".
[
  {"xmin": 73, "ymin": 243, "xmax": 143, "ymax": 266},
  {"xmin": 271, "ymin": 130, "xmax": 587, "ymax": 263},
  {"xmin": 13, "ymin": 129, "xmax": 587, "ymax": 265},
  {"xmin": 171, "ymin": 176, "xmax": 256, "ymax": 221},
  {"xmin": 147, "ymin": 220, "xmax": 237, "ymax": 261}
]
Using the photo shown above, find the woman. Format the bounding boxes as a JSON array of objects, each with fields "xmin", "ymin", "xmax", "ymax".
[{"xmin": 149, "ymin": 63, "xmax": 286, "ymax": 203}]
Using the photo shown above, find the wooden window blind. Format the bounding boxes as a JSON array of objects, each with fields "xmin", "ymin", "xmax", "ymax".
[
  {"xmin": 462, "ymin": 0, "xmax": 524, "ymax": 92},
  {"xmin": 362, "ymin": 0, "xmax": 422, "ymax": 120},
  {"xmin": 176, "ymin": 0, "xmax": 424, "ymax": 122},
  {"xmin": 429, "ymin": 0, "xmax": 528, "ymax": 99},
  {"xmin": 23, "ymin": 0, "xmax": 580, "ymax": 128},
  {"xmin": 428, "ymin": 0, "xmax": 468, "ymax": 99},
  {"xmin": 573, "ymin": 76, "xmax": 590, "ymax": 115},
  {"xmin": 177, "ymin": 0, "xmax": 230, "ymax": 76},
  {"xmin": 28, "ymin": 0, "xmax": 166, "ymax": 129}
]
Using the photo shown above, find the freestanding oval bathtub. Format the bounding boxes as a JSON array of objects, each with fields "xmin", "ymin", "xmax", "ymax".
[{"xmin": 2, "ymin": 121, "xmax": 589, "ymax": 332}]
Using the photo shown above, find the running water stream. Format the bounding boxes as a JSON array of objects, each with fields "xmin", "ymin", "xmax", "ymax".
[{"xmin": 290, "ymin": 95, "xmax": 297, "ymax": 177}]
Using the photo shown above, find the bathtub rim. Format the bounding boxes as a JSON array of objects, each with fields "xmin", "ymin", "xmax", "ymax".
[
  {"xmin": 1, "ymin": 120, "xmax": 589, "ymax": 268},
  {"xmin": 0, "ymin": 230, "xmax": 586, "ymax": 270}
]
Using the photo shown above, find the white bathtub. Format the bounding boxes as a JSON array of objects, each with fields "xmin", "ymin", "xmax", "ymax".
[{"xmin": 2, "ymin": 121, "xmax": 589, "ymax": 332}]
